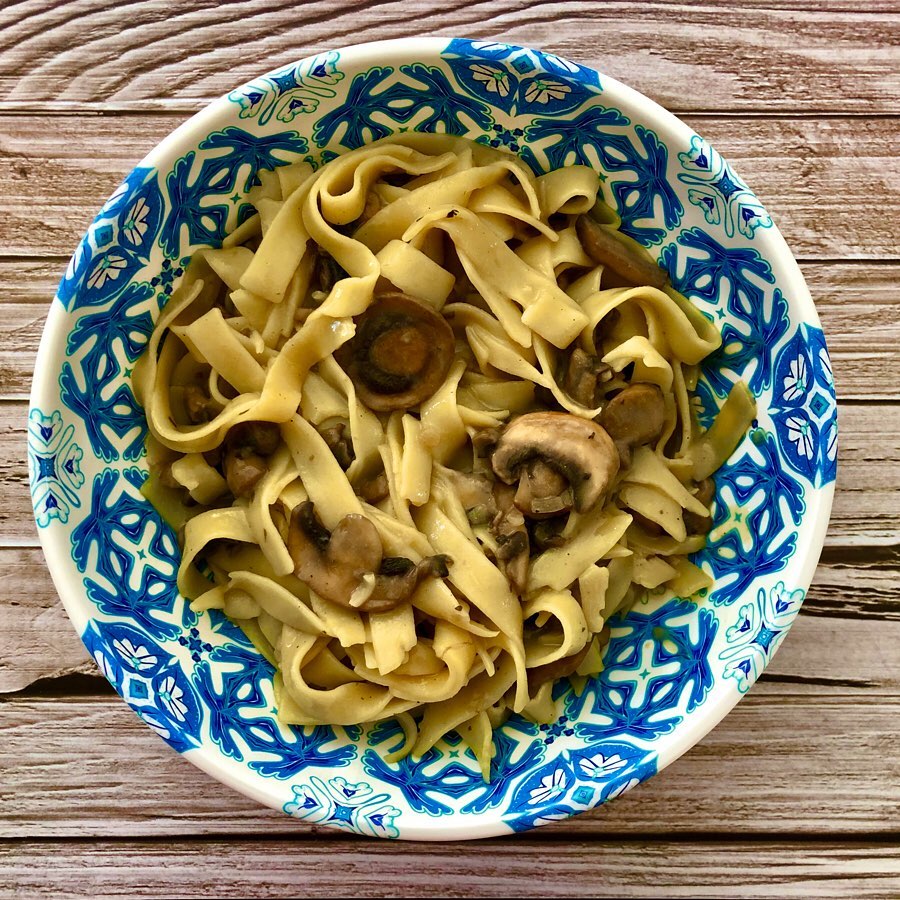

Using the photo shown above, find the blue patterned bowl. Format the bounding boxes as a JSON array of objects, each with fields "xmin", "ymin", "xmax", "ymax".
[{"xmin": 28, "ymin": 39, "xmax": 837, "ymax": 840}]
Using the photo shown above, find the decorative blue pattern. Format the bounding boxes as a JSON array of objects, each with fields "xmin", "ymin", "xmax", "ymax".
[
  {"xmin": 568, "ymin": 601, "xmax": 718, "ymax": 736},
  {"xmin": 284, "ymin": 775, "xmax": 402, "ymax": 838},
  {"xmin": 679, "ymin": 136, "xmax": 773, "ymax": 239},
  {"xmin": 720, "ymin": 582, "xmax": 806, "ymax": 692},
  {"xmin": 30, "ymin": 39, "xmax": 837, "ymax": 839},
  {"xmin": 699, "ymin": 431, "xmax": 803, "ymax": 608},
  {"xmin": 27, "ymin": 409, "xmax": 84, "ymax": 526},
  {"xmin": 771, "ymin": 324, "xmax": 838, "ymax": 487},
  {"xmin": 82, "ymin": 618, "xmax": 203, "ymax": 753},
  {"xmin": 229, "ymin": 51, "xmax": 345, "ymax": 125},
  {"xmin": 504, "ymin": 739, "xmax": 657, "ymax": 832}
]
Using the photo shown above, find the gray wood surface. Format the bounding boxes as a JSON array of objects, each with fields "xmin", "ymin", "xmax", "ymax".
[
  {"xmin": 2, "ymin": 0, "xmax": 899, "ymax": 897},
  {"xmin": 3, "ymin": 840, "xmax": 900, "ymax": 898}
]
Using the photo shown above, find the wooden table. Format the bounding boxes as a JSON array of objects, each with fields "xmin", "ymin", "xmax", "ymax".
[{"xmin": 2, "ymin": 2, "xmax": 899, "ymax": 896}]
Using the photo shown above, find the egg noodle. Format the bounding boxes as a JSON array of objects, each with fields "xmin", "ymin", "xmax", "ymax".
[{"xmin": 135, "ymin": 133, "xmax": 754, "ymax": 779}]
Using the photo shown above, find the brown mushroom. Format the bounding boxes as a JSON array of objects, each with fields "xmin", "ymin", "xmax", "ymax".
[
  {"xmin": 365, "ymin": 555, "xmax": 451, "ymax": 610},
  {"xmin": 319, "ymin": 421, "xmax": 355, "ymax": 470},
  {"xmin": 287, "ymin": 502, "xmax": 450, "ymax": 613},
  {"xmin": 357, "ymin": 470, "xmax": 390, "ymax": 503},
  {"xmin": 599, "ymin": 383, "xmax": 667, "ymax": 466},
  {"xmin": 576, "ymin": 214, "xmax": 670, "ymax": 290},
  {"xmin": 513, "ymin": 459, "xmax": 574, "ymax": 519},
  {"xmin": 336, "ymin": 292, "xmax": 455, "ymax": 411},
  {"xmin": 314, "ymin": 249, "xmax": 347, "ymax": 296},
  {"xmin": 222, "ymin": 421, "xmax": 281, "ymax": 497},
  {"xmin": 491, "ymin": 412, "xmax": 619, "ymax": 515},
  {"xmin": 562, "ymin": 347, "xmax": 612, "ymax": 408},
  {"xmin": 491, "ymin": 483, "xmax": 530, "ymax": 594},
  {"xmin": 184, "ymin": 384, "xmax": 215, "ymax": 424},
  {"xmin": 529, "ymin": 515, "xmax": 568, "ymax": 552}
]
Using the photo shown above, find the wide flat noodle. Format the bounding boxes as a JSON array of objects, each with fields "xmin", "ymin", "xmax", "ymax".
[{"xmin": 136, "ymin": 131, "xmax": 750, "ymax": 780}]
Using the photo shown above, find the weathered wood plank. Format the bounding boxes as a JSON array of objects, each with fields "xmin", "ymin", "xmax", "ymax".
[
  {"xmin": 8, "ymin": 401, "xmax": 898, "ymax": 544},
  {"xmin": 3, "ymin": 536, "xmax": 899, "ymax": 694},
  {"xmin": 1, "ymin": 691, "xmax": 898, "ymax": 841},
  {"xmin": 2, "ymin": 838, "xmax": 899, "ymax": 898},
  {"xmin": 0, "ymin": 114, "xmax": 897, "ymax": 258},
  {"xmin": 1, "ymin": 0, "xmax": 898, "ymax": 114},
  {"xmin": 5, "ymin": 261, "xmax": 897, "ymax": 401}
]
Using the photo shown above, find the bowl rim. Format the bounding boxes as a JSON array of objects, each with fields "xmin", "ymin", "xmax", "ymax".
[{"xmin": 29, "ymin": 36, "xmax": 837, "ymax": 841}]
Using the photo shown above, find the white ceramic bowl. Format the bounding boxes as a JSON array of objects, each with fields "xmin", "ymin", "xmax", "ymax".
[{"xmin": 28, "ymin": 38, "xmax": 837, "ymax": 840}]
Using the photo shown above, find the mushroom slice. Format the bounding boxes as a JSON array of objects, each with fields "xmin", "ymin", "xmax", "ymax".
[
  {"xmin": 222, "ymin": 421, "xmax": 282, "ymax": 497},
  {"xmin": 491, "ymin": 412, "xmax": 619, "ymax": 514},
  {"xmin": 576, "ymin": 214, "xmax": 669, "ymax": 290},
  {"xmin": 491, "ymin": 483, "xmax": 530, "ymax": 594},
  {"xmin": 363, "ymin": 555, "xmax": 452, "ymax": 612},
  {"xmin": 319, "ymin": 421, "xmax": 355, "ymax": 471},
  {"xmin": 513, "ymin": 459, "xmax": 574, "ymax": 519},
  {"xmin": 336, "ymin": 292, "xmax": 455, "ymax": 411},
  {"xmin": 287, "ymin": 502, "xmax": 450, "ymax": 613},
  {"xmin": 562, "ymin": 347, "xmax": 612, "ymax": 408},
  {"xmin": 288, "ymin": 502, "xmax": 383, "ymax": 608},
  {"xmin": 599, "ymin": 383, "xmax": 666, "ymax": 465},
  {"xmin": 357, "ymin": 470, "xmax": 390, "ymax": 503}
]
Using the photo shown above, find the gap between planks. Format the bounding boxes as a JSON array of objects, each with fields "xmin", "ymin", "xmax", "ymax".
[
  {"xmin": 2, "ymin": 692, "xmax": 898, "ymax": 840},
  {"xmin": 1, "ymin": 0, "xmax": 898, "ymax": 115},
  {"xmin": 1, "ymin": 839, "xmax": 899, "ymax": 899}
]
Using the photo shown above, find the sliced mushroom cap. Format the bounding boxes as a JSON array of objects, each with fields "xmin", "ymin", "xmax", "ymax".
[
  {"xmin": 336, "ymin": 292, "xmax": 455, "ymax": 411},
  {"xmin": 289, "ymin": 502, "xmax": 383, "ymax": 607},
  {"xmin": 562, "ymin": 347, "xmax": 612, "ymax": 408},
  {"xmin": 319, "ymin": 421, "xmax": 355, "ymax": 471},
  {"xmin": 363, "ymin": 555, "xmax": 452, "ymax": 611},
  {"xmin": 491, "ymin": 412, "xmax": 619, "ymax": 514},
  {"xmin": 576, "ymin": 214, "xmax": 669, "ymax": 290},
  {"xmin": 356, "ymin": 470, "xmax": 390, "ymax": 503},
  {"xmin": 224, "ymin": 452, "xmax": 268, "ymax": 499},
  {"xmin": 287, "ymin": 502, "xmax": 450, "ymax": 613},
  {"xmin": 599, "ymin": 383, "xmax": 666, "ymax": 464}
]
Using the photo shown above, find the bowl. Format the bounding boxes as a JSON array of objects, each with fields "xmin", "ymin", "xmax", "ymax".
[{"xmin": 27, "ymin": 38, "xmax": 837, "ymax": 840}]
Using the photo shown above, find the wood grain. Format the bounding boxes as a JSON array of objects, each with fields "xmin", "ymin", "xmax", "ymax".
[
  {"xmin": 3, "ymin": 540, "xmax": 899, "ymax": 694},
  {"xmin": 6, "ymin": 260, "xmax": 899, "ymax": 401},
  {"xmin": 2, "ymin": 837, "xmax": 899, "ymax": 898},
  {"xmin": 1, "ymin": 114, "xmax": 898, "ymax": 259},
  {"xmin": 1, "ymin": 0, "xmax": 898, "ymax": 115},
  {"xmin": 1, "ymin": 691, "xmax": 898, "ymax": 841}
]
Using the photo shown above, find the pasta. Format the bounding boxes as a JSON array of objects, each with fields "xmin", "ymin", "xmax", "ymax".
[{"xmin": 134, "ymin": 133, "xmax": 755, "ymax": 779}]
